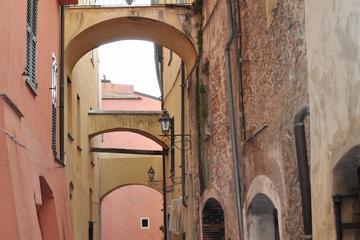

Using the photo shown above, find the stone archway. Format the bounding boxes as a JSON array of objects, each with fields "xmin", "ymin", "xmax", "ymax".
[
  {"xmin": 332, "ymin": 145, "xmax": 360, "ymax": 239},
  {"xmin": 246, "ymin": 193, "xmax": 280, "ymax": 240},
  {"xmin": 64, "ymin": 6, "xmax": 199, "ymax": 73},
  {"xmin": 88, "ymin": 110, "xmax": 168, "ymax": 149},
  {"xmin": 243, "ymin": 175, "xmax": 283, "ymax": 240},
  {"xmin": 202, "ymin": 198, "xmax": 225, "ymax": 240}
]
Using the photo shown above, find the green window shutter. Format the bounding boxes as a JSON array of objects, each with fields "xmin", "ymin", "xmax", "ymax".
[{"xmin": 25, "ymin": 0, "xmax": 38, "ymax": 92}]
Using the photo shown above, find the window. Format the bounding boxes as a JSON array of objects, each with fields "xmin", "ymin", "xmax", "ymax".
[
  {"xmin": 51, "ymin": 54, "xmax": 58, "ymax": 157},
  {"xmin": 140, "ymin": 217, "xmax": 150, "ymax": 229},
  {"xmin": 25, "ymin": 0, "xmax": 38, "ymax": 92}
]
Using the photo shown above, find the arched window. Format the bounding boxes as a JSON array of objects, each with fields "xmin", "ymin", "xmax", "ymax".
[{"xmin": 202, "ymin": 198, "xmax": 225, "ymax": 240}]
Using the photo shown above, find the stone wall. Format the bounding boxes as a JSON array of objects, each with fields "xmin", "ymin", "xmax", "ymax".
[
  {"xmin": 188, "ymin": 0, "xmax": 309, "ymax": 239},
  {"xmin": 240, "ymin": 0, "xmax": 308, "ymax": 239}
]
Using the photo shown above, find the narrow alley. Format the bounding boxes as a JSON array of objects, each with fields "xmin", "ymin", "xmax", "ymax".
[{"xmin": 1, "ymin": 0, "xmax": 360, "ymax": 240}]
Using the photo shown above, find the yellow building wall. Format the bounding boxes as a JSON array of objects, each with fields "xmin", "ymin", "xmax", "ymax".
[
  {"xmin": 65, "ymin": 50, "xmax": 101, "ymax": 240},
  {"xmin": 162, "ymin": 48, "xmax": 191, "ymax": 239},
  {"xmin": 99, "ymin": 154, "xmax": 163, "ymax": 199}
]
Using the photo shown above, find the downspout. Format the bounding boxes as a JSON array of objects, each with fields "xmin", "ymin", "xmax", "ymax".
[
  {"xmin": 162, "ymin": 150, "xmax": 168, "ymax": 240},
  {"xmin": 180, "ymin": 61, "xmax": 187, "ymax": 207},
  {"xmin": 225, "ymin": 0, "xmax": 244, "ymax": 239},
  {"xmin": 59, "ymin": 4, "xmax": 65, "ymax": 163},
  {"xmin": 293, "ymin": 106, "xmax": 312, "ymax": 240}
]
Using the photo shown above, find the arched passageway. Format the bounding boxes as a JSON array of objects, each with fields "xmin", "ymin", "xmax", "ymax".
[
  {"xmin": 88, "ymin": 110, "xmax": 168, "ymax": 149},
  {"xmin": 101, "ymin": 185, "xmax": 163, "ymax": 240},
  {"xmin": 332, "ymin": 145, "xmax": 360, "ymax": 239},
  {"xmin": 37, "ymin": 176, "xmax": 61, "ymax": 240},
  {"xmin": 64, "ymin": 6, "xmax": 198, "ymax": 73},
  {"xmin": 247, "ymin": 193, "xmax": 280, "ymax": 240},
  {"xmin": 202, "ymin": 198, "xmax": 225, "ymax": 240}
]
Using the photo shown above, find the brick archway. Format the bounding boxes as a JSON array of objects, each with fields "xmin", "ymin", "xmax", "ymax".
[{"xmin": 202, "ymin": 198, "xmax": 225, "ymax": 240}]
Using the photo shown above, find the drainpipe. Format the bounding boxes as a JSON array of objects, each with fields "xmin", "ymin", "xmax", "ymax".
[
  {"xmin": 293, "ymin": 106, "xmax": 312, "ymax": 240},
  {"xmin": 162, "ymin": 150, "xmax": 168, "ymax": 240},
  {"xmin": 180, "ymin": 61, "xmax": 187, "ymax": 208},
  {"xmin": 59, "ymin": 4, "xmax": 65, "ymax": 163},
  {"xmin": 225, "ymin": 0, "xmax": 244, "ymax": 239}
]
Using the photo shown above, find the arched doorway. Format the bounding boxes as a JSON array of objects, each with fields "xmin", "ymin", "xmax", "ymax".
[
  {"xmin": 101, "ymin": 185, "xmax": 163, "ymax": 240},
  {"xmin": 333, "ymin": 145, "xmax": 360, "ymax": 239},
  {"xmin": 247, "ymin": 193, "xmax": 280, "ymax": 240},
  {"xmin": 202, "ymin": 198, "xmax": 225, "ymax": 240},
  {"xmin": 37, "ymin": 176, "xmax": 61, "ymax": 240}
]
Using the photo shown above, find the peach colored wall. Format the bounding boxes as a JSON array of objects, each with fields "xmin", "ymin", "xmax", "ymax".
[
  {"xmin": 101, "ymin": 185, "xmax": 163, "ymax": 240},
  {"xmin": 0, "ymin": 0, "xmax": 72, "ymax": 239},
  {"xmin": 100, "ymin": 82, "xmax": 163, "ymax": 239},
  {"xmin": 101, "ymin": 82, "xmax": 161, "ymax": 111},
  {"xmin": 101, "ymin": 132, "xmax": 161, "ymax": 150}
]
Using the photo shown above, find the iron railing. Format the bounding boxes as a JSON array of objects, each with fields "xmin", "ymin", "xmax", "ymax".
[{"xmin": 71, "ymin": 0, "xmax": 193, "ymax": 7}]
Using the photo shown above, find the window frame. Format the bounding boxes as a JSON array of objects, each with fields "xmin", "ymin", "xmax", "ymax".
[{"xmin": 140, "ymin": 217, "xmax": 150, "ymax": 229}]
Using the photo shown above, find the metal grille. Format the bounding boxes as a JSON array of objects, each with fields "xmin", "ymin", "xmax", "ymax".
[{"xmin": 72, "ymin": 0, "xmax": 193, "ymax": 7}]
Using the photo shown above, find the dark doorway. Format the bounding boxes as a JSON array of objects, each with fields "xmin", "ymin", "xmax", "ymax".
[
  {"xmin": 202, "ymin": 198, "xmax": 225, "ymax": 240},
  {"xmin": 247, "ymin": 193, "xmax": 280, "ymax": 240}
]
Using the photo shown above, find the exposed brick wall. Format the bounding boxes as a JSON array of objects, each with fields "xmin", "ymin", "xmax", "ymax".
[
  {"xmin": 202, "ymin": 198, "xmax": 225, "ymax": 240},
  {"xmin": 188, "ymin": 0, "xmax": 308, "ymax": 239},
  {"xmin": 240, "ymin": 0, "xmax": 308, "ymax": 239}
]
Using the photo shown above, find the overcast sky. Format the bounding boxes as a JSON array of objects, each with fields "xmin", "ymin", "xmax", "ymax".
[
  {"xmin": 98, "ymin": 40, "xmax": 161, "ymax": 98},
  {"xmin": 97, "ymin": 0, "xmax": 161, "ymax": 97}
]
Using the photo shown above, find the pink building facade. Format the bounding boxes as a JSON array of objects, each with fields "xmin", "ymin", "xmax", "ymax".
[
  {"xmin": 100, "ymin": 80, "xmax": 163, "ymax": 240},
  {"xmin": 101, "ymin": 185, "xmax": 163, "ymax": 240},
  {"xmin": 0, "ymin": 0, "xmax": 76, "ymax": 239}
]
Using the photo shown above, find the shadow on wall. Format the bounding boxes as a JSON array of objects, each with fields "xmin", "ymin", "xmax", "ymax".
[
  {"xmin": 333, "ymin": 145, "xmax": 360, "ymax": 239},
  {"xmin": 247, "ymin": 193, "xmax": 280, "ymax": 240},
  {"xmin": 202, "ymin": 198, "xmax": 225, "ymax": 240},
  {"xmin": 37, "ymin": 176, "xmax": 61, "ymax": 240}
]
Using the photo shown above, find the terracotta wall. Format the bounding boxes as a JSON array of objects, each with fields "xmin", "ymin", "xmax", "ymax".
[{"xmin": 0, "ymin": 0, "xmax": 72, "ymax": 239}]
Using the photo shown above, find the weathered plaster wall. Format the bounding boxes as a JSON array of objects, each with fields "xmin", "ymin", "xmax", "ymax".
[
  {"xmin": 304, "ymin": 0, "xmax": 360, "ymax": 239},
  {"xmin": 240, "ymin": 0, "xmax": 308, "ymax": 238}
]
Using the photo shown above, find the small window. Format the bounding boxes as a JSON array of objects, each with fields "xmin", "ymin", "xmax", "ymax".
[{"xmin": 140, "ymin": 217, "xmax": 150, "ymax": 229}]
